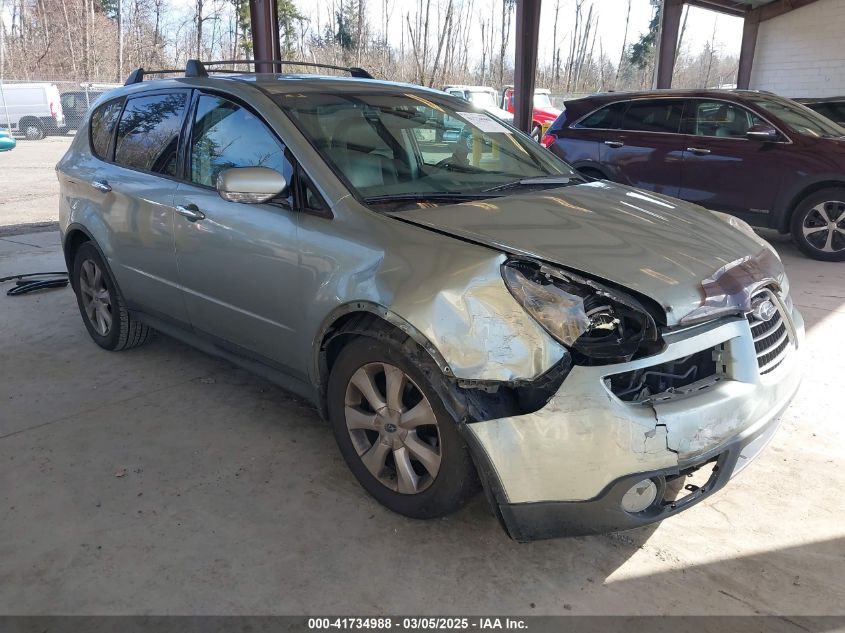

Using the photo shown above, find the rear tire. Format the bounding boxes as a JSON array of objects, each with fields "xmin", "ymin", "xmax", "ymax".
[
  {"xmin": 23, "ymin": 120, "xmax": 45, "ymax": 140},
  {"xmin": 327, "ymin": 335, "xmax": 478, "ymax": 519},
  {"xmin": 790, "ymin": 188, "xmax": 845, "ymax": 261},
  {"xmin": 71, "ymin": 242, "xmax": 152, "ymax": 350}
]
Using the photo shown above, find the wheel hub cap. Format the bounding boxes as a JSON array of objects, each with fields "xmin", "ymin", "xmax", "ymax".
[
  {"xmin": 79, "ymin": 259, "xmax": 113, "ymax": 336},
  {"xmin": 344, "ymin": 362, "xmax": 442, "ymax": 494},
  {"xmin": 802, "ymin": 201, "xmax": 845, "ymax": 253}
]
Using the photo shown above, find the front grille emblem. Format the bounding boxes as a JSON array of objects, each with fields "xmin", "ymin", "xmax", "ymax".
[{"xmin": 751, "ymin": 298, "xmax": 777, "ymax": 322}]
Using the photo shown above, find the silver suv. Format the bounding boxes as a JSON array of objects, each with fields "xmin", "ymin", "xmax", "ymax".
[{"xmin": 57, "ymin": 61, "xmax": 803, "ymax": 541}]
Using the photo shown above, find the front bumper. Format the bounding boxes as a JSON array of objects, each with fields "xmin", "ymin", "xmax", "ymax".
[{"xmin": 466, "ymin": 305, "xmax": 804, "ymax": 541}]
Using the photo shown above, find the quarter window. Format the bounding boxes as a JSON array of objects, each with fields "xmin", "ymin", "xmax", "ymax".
[
  {"xmin": 621, "ymin": 100, "xmax": 683, "ymax": 134},
  {"xmin": 690, "ymin": 101, "xmax": 765, "ymax": 138},
  {"xmin": 89, "ymin": 98, "xmax": 124, "ymax": 160},
  {"xmin": 578, "ymin": 102, "xmax": 625, "ymax": 129},
  {"xmin": 190, "ymin": 95, "xmax": 292, "ymax": 189},
  {"xmin": 114, "ymin": 93, "xmax": 187, "ymax": 176}
]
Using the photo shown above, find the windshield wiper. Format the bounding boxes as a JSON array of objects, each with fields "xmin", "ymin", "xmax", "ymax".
[
  {"xmin": 363, "ymin": 192, "xmax": 502, "ymax": 204},
  {"xmin": 482, "ymin": 176, "xmax": 581, "ymax": 193}
]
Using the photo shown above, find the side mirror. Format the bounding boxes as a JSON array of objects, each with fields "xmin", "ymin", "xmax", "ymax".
[
  {"xmin": 217, "ymin": 166, "xmax": 287, "ymax": 204},
  {"xmin": 746, "ymin": 125, "xmax": 779, "ymax": 142}
]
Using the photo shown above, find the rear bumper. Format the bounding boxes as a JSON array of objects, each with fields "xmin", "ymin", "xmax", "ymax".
[{"xmin": 466, "ymin": 304, "xmax": 803, "ymax": 541}]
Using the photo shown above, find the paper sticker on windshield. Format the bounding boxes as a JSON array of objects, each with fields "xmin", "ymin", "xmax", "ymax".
[{"xmin": 457, "ymin": 112, "xmax": 511, "ymax": 134}]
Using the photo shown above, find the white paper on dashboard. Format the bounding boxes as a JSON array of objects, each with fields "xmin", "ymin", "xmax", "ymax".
[{"xmin": 457, "ymin": 112, "xmax": 511, "ymax": 134}]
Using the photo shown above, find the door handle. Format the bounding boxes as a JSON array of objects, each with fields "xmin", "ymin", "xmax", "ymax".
[
  {"xmin": 175, "ymin": 204, "xmax": 206, "ymax": 222},
  {"xmin": 91, "ymin": 179, "xmax": 112, "ymax": 193},
  {"xmin": 604, "ymin": 140, "xmax": 624, "ymax": 148},
  {"xmin": 686, "ymin": 147, "xmax": 711, "ymax": 155}
]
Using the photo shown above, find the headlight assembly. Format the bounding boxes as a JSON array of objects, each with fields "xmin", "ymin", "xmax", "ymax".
[{"xmin": 502, "ymin": 259, "xmax": 662, "ymax": 364}]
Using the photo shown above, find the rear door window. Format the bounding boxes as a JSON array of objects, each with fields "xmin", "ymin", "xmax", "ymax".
[
  {"xmin": 621, "ymin": 99, "xmax": 683, "ymax": 134},
  {"xmin": 89, "ymin": 98, "xmax": 124, "ymax": 160},
  {"xmin": 114, "ymin": 92, "xmax": 188, "ymax": 176},
  {"xmin": 577, "ymin": 102, "xmax": 625, "ymax": 129}
]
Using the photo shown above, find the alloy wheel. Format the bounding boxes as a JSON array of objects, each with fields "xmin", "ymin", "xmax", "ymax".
[
  {"xmin": 344, "ymin": 362, "xmax": 442, "ymax": 494},
  {"xmin": 79, "ymin": 259, "xmax": 113, "ymax": 336},
  {"xmin": 802, "ymin": 201, "xmax": 845, "ymax": 254}
]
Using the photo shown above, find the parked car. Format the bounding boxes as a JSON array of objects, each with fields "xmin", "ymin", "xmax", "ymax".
[
  {"xmin": 57, "ymin": 62, "xmax": 803, "ymax": 541},
  {"xmin": 543, "ymin": 89, "xmax": 845, "ymax": 261},
  {"xmin": 0, "ymin": 82, "xmax": 65, "ymax": 139},
  {"xmin": 796, "ymin": 97, "xmax": 845, "ymax": 127},
  {"xmin": 442, "ymin": 85, "xmax": 514, "ymax": 123},
  {"xmin": 502, "ymin": 86, "xmax": 562, "ymax": 140},
  {"xmin": 60, "ymin": 90, "xmax": 105, "ymax": 132},
  {"xmin": 0, "ymin": 128, "xmax": 16, "ymax": 151}
]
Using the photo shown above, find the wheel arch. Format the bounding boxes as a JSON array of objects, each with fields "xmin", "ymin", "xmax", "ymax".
[
  {"xmin": 776, "ymin": 179, "xmax": 845, "ymax": 232},
  {"xmin": 62, "ymin": 224, "xmax": 117, "ymax": 293},
  {"xmin": 313, "ymin": 303, "xmax": 454, "ymax": 419},
  {"xmin": 571, "ymin": 161, "xmax": 611, "ymax": 179}
]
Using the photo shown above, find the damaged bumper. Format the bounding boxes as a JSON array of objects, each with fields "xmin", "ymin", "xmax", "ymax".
[{"xmin": 465, "ymin": 302, "xmax": 804, "ymax": 541}]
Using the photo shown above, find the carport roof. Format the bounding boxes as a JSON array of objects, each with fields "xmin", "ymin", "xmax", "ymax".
[{"xmin": 686, "ymin": 0, "xmax": 812, "ymax": 17}]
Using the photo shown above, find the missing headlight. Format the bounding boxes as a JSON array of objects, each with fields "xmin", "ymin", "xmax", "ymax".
[{"xmin": 502, "ymin": 259, "xmax": 662, "ymax": 365}]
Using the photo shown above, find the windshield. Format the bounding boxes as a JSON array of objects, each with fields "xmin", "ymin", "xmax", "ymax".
[
  {"xmin": 533, "ymin": 93, "xmax": 552, "ymax": 108},
  {"xmin": 274, "ymin": 90, "xmax": 577, "ymax": 205},
  {"xmin": 468, "ymin": 91, "xmax": 496, "ymax": 109},
  {"xmin": 747, "ymin": 95, "xmax": 845, "ymax": 138}
]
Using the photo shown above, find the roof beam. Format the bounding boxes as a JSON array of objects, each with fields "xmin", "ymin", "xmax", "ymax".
[
  {"xmin": 757, "ymin": 0, "xmax": 820, "ymax": 21},
  {"xmin": 655, "ymin": 0, "xmax": 684, "ymax": 89},
  {"xmin": 513, "ymin": 0, "xmax": 542, "ymax": 135},
  {"xmin": 685, "ymin": 0, "xmax": 748, "ymax": 18}
]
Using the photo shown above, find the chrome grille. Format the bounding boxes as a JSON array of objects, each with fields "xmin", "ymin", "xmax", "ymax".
[{"xmin": 748, "ymin": 288, "xmax": 792, "ymax": 375}]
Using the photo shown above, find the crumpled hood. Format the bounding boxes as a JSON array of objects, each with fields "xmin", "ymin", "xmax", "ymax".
[{"xmin": 389, "ymin": 180, "xmax": 780, "ymax": 326}]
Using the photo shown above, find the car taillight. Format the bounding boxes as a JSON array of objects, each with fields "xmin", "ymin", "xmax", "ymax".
[
  {"xmin": 540, "ymin": 133, "xmax": 556, "ymax": 148},
  {"xmin": 50, "ymin": 100, "xmax": 58, "ymax": 120}
]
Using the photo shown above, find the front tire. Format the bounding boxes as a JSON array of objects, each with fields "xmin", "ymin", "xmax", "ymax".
[
  {"xmin": 72, "ymin": 242, "xmax": 152, "ymax": 350},
  {"xmin": 790, "ymin": 189, "xmax": 845, "ymax": 261},
  {"xmin": 327, "ymin": 336, "xmax": 478, "ymax": 519}
]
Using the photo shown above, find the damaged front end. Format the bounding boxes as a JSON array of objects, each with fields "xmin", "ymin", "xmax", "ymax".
[{"xmin": 435, "ymin": 255, "xmax": 803, "ymax": 541}]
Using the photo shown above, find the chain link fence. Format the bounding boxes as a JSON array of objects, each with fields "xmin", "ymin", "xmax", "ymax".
[{"xmin": 0, "ymin": 79, "xmax": 122, "ymax": 140}]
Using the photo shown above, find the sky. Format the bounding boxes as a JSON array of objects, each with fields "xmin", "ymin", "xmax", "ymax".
[
  {"xmin": 0, "ymin": 0, "xmax": 745, "ymax": 69},
  {"xmin": 296, "ymin": 0, "xmax": 745, "ymax": 67}
]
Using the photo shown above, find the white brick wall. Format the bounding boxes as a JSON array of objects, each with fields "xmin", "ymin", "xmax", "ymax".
[{"xmin": 750, "ymin": 0, "xmax": 845, "ymax": 98}]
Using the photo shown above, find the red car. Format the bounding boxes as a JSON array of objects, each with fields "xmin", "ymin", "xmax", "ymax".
[
  {"xmin": 543, "ymin": 89, "xmax": 845, "ymax": 261},
  {"xmin": 502, "ymin": 86, "xmax": 561, "ymax": 140}
]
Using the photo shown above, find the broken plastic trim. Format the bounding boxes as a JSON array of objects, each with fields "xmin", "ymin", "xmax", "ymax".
[
  {"xmin": 681, "ymin": 249, "xmax": 783, "ymax": 326},
  {"xmin": 501, "ymin": 258, "xmax": 662, "ymax": 365}
]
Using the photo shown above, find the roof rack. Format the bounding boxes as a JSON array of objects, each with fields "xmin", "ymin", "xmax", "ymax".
[{"xmin": 124, "ymin": 59, "xmax": 373, "ymax": 85}]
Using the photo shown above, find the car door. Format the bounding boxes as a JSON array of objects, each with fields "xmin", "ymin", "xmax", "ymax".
[
  {"xmin": 678, "ymin": 99, "xmax": 788, "ymax": 221},
  {"xmin": 97, "ymin": 90, "xmax": 191, "ymax": 323},
  {"xmin": 555, "ymin": 101, "xmax": 627, "ymax": 171},
  {"xmin": 172, "ymin": 92, "xmax": 303, "ymax": 373},
  {"xmin": 600, "ymin": 98, "xmax": 685, "ymax": 197}
]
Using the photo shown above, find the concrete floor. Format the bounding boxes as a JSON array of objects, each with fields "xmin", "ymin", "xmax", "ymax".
[
  {"xmin": 0, "ymin": 136, "xmax": 70, "ymax": 228},
  {"xmin": 1, "ymin": 228, "xmax": 843, "ymax": 616}
]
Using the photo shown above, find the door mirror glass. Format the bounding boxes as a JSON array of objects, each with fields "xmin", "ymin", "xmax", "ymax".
[
  {"xmin": 217, "ymin": 166, "xmax": 287, "ymax": 204},
  {"xmin": 746, "ymin": 124, "xmax": 779, "ymax": 141}
]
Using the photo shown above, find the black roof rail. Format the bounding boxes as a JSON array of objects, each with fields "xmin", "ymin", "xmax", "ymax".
[
  {"xmin": 125, "ymin": 58, "xmax": 373, "ymax": 86},
  {"xmin": 124, "ymin": 67, "xmax": 189, "ymax": 86},
  {"xmin": 199, "ymin": 59, "xmax": 374, "ymax": 79}
]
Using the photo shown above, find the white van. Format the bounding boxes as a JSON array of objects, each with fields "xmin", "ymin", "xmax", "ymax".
[{"xmin": 0, "ymin": 82, "xmax": 65, "ymax": 140}]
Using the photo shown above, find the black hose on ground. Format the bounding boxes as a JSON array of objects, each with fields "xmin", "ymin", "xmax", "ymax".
[{"xmin": 0, "ymin": 271, "xmax": 69, "ymax": 296}]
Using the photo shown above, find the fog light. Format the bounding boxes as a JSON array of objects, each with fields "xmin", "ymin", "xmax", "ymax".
[{"xmin": 621, "ymin": 478, "xmax": 658, "ymax": 513}]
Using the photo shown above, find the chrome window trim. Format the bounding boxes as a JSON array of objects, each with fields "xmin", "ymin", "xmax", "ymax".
[{"xmin": 570, "ymin": 95, "xmax": 793, "ymax": 144}]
